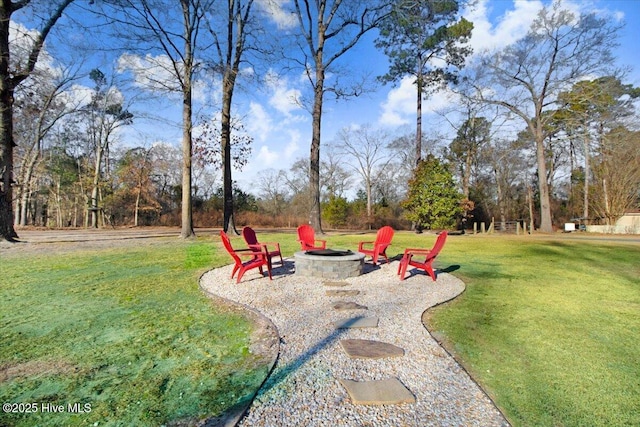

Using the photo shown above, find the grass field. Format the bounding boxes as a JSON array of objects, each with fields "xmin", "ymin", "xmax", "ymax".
[
  {"xmin": 426, "ymin": 234, "xmax": 640, "ymax": 427},
  {"xmin": 1, "ymin": 230, "xmax": 639, "ymax": 426},
  {"xmin": 0, "ymin": 237, "xmax": 272, "ymax": 426}
]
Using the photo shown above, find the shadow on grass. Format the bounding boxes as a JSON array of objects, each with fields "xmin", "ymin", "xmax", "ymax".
[{"xmin": 441, "ymin": 265, "xmax": 461, "ymax": 274}]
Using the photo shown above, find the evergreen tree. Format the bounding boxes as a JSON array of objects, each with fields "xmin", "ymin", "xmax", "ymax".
[
  {"xmin": 375, "ymin": 0, "xmax": 473, "ymax": 164},
  {"xmin": 402, "ymin": 154, "xmax": 463, "ymax": 230}
]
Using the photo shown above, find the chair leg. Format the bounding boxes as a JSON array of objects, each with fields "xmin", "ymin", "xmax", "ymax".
[
  {"xmin": 265, "ymin": 261, "xmax": 273, "ymax": 280},
  {"xmin": 398, "ymin": 255, "xmax": 410, "ymax": 280},
  {"xmin": 237, "ymin": 267, "xmax": 246, "ymax": 283},
  {"xmin": 425, "ymin": 265, "xmax": 436, "ymax": 281}
]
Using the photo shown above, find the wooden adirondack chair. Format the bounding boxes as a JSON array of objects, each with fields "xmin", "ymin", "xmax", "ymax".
[
  {"xmin": 242, "ymin": 226, "xmax": 284, "ymax": 267},
  {"xmin": 397, "ymin": 231, "xmax": 448, "ymax": 281},
  {"xmin": 220, "ymin": 231, "xmax": 272, "ymax": 283},
  {"xmin": 358, "ymin": 226, "xmax": 394, "ymax": 265},
  {"xmin": 297, "ymin": 224, "xmax": 327, "ymax": 251}
]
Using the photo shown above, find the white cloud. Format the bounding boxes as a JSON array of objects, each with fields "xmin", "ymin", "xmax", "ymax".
[
  {"xmin": 265, "ymin": 70, "xmax": 303, "ymax": 116},
  {"xmin": 379, "ymin": 77, "xmax": 415, "ymax": 126},
  {"xmin": 256, "ymin": 145, "xmax": 280, "ymax": 166},
  {"xmin": 10, "ymin": 21, "xmax": 59, "ymax": 78},
  {"xmin": 283, "ymin": 130, "xmax": 301, "ymax": 159},
  {"xmin": 117, "ymin": 53, "xmax": 180, "ymax": 92},
  {"xmin": 247, "ymin": 101, "xmax": 273, "ymax": 142},
  {"xmin": 193, "ymin": 75, "xmax": 222, "ymax": 106},
  {"xmin": 256, "ymin": 0, "xmax": 297, "ymax": 30},
  {"xmin": 67, "ymin": 84, "xmax": 93, "ymax": 107},
  {"xmin": 378, "ymin": 76, "xmax": 462, "ymax": 127},
  {"xmin": 466, "ymin": 0, "xmax": 543, "ymax": 53},
  {"xmin": 237, "ymin": 126, "xmax": 301, "ymax": 187}
]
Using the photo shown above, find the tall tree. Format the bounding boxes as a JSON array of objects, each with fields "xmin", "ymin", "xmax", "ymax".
[
  {"xmin": 13, "ymin": 60, "xmax": 82, "ymax": 226},
  {"xmin": 0, "ymin": 0, "xmax": 75, "ymax": 241},
  {"xmin": 590, "ymin": 127, "xmax": 640, "ymax": 224},
  {"xmin": 446, "ymin": 115, "xmax": 490, "ymax": 199},
  {"xmin": 105, "ymin": 0, "xmax": 217, "ymax": 238},
  {"xmin": 206, "ymin": 0, "xmax": 261, "ymax": 234},
  {"xmin": 556, "ymin": 76, "xmax": 639, "ymax": 222},
  {"xmin": 84, "ymin": 68, "xmax": 133, "ymax": 228},
  {"xmin": 375, "ymin": 0, "xmax": 472, "ymax": 165},
  {"xmin": 290, "ymin": 0, "xmax": 388, "ymax": 233},
  {"xmin": 469, "ymin": 0, "xmax": 622, "ymax": 232}
]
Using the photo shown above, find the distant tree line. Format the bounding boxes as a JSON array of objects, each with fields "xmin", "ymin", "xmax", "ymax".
[{"xmin": 2, "ymin": 0, "xmax": 639, "ymax": 240}]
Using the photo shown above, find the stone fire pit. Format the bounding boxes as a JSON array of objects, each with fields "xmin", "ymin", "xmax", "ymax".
[{"xmin": 294, "ymin": 249, "xmax": 365, "ymax": 279}]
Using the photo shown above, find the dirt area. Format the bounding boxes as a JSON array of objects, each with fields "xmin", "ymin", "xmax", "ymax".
[{"xmin": 0, "ymin": 227, "xmax": 221, "ymax": 257}]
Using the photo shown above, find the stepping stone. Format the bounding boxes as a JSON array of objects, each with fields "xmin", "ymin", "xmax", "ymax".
[
  {"xmin": 334, "ymin": 316, "xmax": 378, "ymax": 329},
  {"xmin": 339, "ymin": 378, "xmax": 416, "ymax": 405},
  {"xmin": 326, "ymin": 289, "xmax": 360, "ymax": 297},
  {"xmin": 323, "ymin": 281, "xmax": 351, "ymax": 287},
  {"xmin": 340, "ymin": 339, "xmax": 404, "ymax": 359},
  {"xmin": 333, "ymin": 301, "xmax": 367, "ymax": 311}
]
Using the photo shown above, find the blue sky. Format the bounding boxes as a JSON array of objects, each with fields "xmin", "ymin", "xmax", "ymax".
[
  {"xmin": 221, "ymin": 0, "xmax": 640, "ymax": 195},
  {"xmin": 16, "ymin": 0, "xmax": 640, "ymax": 197}
]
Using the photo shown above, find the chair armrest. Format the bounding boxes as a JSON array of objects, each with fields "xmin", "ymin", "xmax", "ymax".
[
  {"xmin": 358, "ymin": 241, "xmax": 373, "ymax": 250},
  {"xmin": 262, "ymin": 242, "xmax": 281, "ymax": 249},
  {"xmin": 237, "ymin": 247, "xmax": 267, "ymax": 257},
  {"xmin": 402, "ymin": 248, "xmax": 432, "ymax": 256},
  {"xmin": 258, "ymin": 242, "xmax": 281, "ymax": 253}
]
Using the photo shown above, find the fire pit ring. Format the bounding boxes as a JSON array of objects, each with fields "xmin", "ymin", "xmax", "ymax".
[{"xmin": 295, "ymin": 249, "xmax": 365, "ymax": 279}]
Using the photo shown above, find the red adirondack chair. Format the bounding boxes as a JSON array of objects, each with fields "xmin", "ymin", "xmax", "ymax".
[
  {"xmin": 220, "ymin": 231, "xmax": 272, "ymax": 283},
  {"xmin": 242, "ymin": 226, "xmax": 284, "ymax": 267},
  {"xmin": 297, "ymin": 224, "xmax": 327, "ymax": 251},
  {"xmin": 397, "ymin": 231, "xmax": 448, "ymax": 281},
  {"xmin": 358, "ymin": 226, "xmax": 394, "ymax": 265}
]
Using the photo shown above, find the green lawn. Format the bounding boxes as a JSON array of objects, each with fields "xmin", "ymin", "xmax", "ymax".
[
  {"xmin": 426, "ymin": 234, "xmax": 640, "ymax": 427},
  {"xmin": 1, "ymin": 231, "xmax": 638, "ymax": 426},
  {"xmin": 0, "ymin": 237, "xmax": 271, "ymax": 426}
]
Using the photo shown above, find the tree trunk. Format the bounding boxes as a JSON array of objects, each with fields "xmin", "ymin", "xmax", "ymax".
[
  {"xmin": 309, "ymin": 68, "xmax": 324, "ymax": 233},
  {"xmin": 222, "ymin": 69, "xmax": 237, "ymax": 234},
  {"xmin": 180, "ymin": 86, "xmax": 194, "ymax": 237},
  {"xmin": 583, "ymin": 136, "xmax": 589, "ymax": 221},
  {"xmin": 534, "ymin": 135, "xmax": 553, "ymax": 232},
  {"xmin": 0, "ymin": 5, "xmax": 16, "ymax": 241},
  {"xmin": 180, "ymin": 0, "xmax": 195, "ymax": 238},
  {"xmin": 90, "ymin": 146, "xmax": 103, "ymax": 228},
  {"xmin": 134, "ymin": 185, "xmax": 140, "ymax": 227},
  {"xmin": 366, "ymin": 177, "xmax": 372, "ymax": 229},
  {"xmin": 415, "ymin": 71, "xmax": 422, "ymax": 166},
  {"xmin": 602, "ymin": 178, "xmax": 610, "ymax": 225}
]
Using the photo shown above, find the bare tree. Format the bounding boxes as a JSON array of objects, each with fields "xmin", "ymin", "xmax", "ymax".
[
  {"xmin": 335, "ymin": 124, "xmax": 390, "ymax": 226},
  {"xmin": 591, "ymin": 127, "xmax": 640, "ymax": 225},
  {"xmin": 0, "ymin": 0, "xmax": 75, "ymax": 241},
  {"xmin": 83, "ymin": 68, "xmax": 133, "ymax": 228},
  {"xmin": 101, "ymin": 0, "xmax": 217, "ymax": 237},
  {"xmin": 468, "ymin": 0, "xmax": 622, "ymax": 232},
  {"xmin": 204, "ymin": 0, "xmax": 263, "ymax": 234},
  {"xmin": 290, "ymin": 0, "xmax": 389, "ymax": 233},
  {"xmin": 13, "ymin": 60, "xmax": 83, "ymax": 226},
  {"xmin": 321, "ymin": 143, "xmax": 352, "ymax": 201},
  {"xmin": 555, "ymin": 76, "xmax": 639, "ymax": 222}
]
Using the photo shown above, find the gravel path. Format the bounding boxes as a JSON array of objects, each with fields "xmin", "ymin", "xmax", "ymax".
[{"xmin": 199, "ymin": 259, "xmax": 509, "ymax": 427}]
